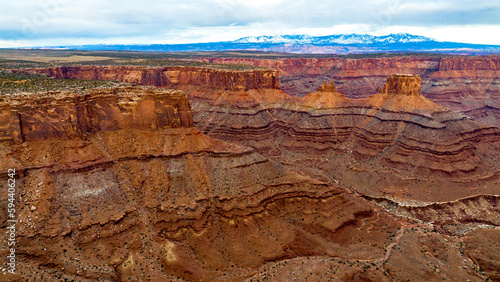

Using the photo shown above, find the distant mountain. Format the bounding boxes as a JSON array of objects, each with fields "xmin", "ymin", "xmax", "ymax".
[
  {"xmin": 233, "ymin": 33, "xmax": 433, "ymax": 45},
  {"xmin": 50, "ymin": 33, "xmax": 500, "ymax": 54},
  {"xmin": 233, "ymin": 34, "xmax": 316, "ymax": 44}
]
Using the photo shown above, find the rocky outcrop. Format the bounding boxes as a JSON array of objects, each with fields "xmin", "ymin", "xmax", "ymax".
[
  {"xmin": 194, "ymin": 56, "xmax": 500, "ymax": 126},
  {"xmin": 15, "ymin": 66, "xmax": 280, "ymax": 91},
  {"xmin": 1, "ymin": 72, "xmax": 497, "ymax": 280},
  {"xmin": 378, "ymin": 74, "xmax": 421, "ymax": 96},
  {"xmin": 193, "ymin": 74, "xmax": 500, "ymax": 202},
  {"xmin": 318, "ymin": 79, "xmax": 339, "ymax": 92},
  {"xmin": 0, "ymin": 86, "xmax": 413, "ymax": 281},
  {"xmin": 0, "ymin": 87, "xmax": 193, "ymax": 144},
  {"xmin": 300, "ymin": 80, "xmax": 349, "ymax": 109},
  {"xmin": 365, "ymin": 194, "xmax": 500, "ymax": 235}
]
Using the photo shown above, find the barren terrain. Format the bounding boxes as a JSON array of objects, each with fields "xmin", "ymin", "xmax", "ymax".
[{"xmin": 1, "ymin": 49, "xmax": 499, "ymax": 281}]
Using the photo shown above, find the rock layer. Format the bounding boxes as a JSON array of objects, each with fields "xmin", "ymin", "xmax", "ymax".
[
  {"xmin": 17, "ymin": 56, "xmax": 500, "ymax": 126},
  {"xmin": 14, "ymin": 66, "xmax": 280, "ymax": 91},
  {"xmin": 198, "ymin": 56, "xmax": 500, "ymax": 126},
  {"xmin": 378, "ymin": 74, "xmax": 421, "ymax": 96},
  {"xmin": 13, "ymin": 67, "xmax": 500, "ymax": 201},
  {"xmin": 192, "ymin": 74, "xmax": 500, "ymax": 202},
  {"xmin": 4, "ymin": 65, "xmax": 499, "ymax": 281},
  {"xmin": 0, "ymin": 87, "xmax": 193, "ymax": 144},
  {"xmin": 0, "ymin": 86, "xmax": 411, "ymax": 281}
]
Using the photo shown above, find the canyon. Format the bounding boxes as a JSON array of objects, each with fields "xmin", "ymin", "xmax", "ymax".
[
  {"xmin": 202, "ymin": 56, "xmax": 500, "ymax": 126},
  {"xmin": 17, "ymin": 64, "xmax": 500, "ymax": 201},
  {"xmin": 191, "ymin": 73, "xmax": 500, "ymax": 202},
  {"xmin": 18, "ymin": 55, "xmax": 500, "ymax": 127},
  {"xmin": 1, "ymin": 54, "xmax": 500, "ymax": 281}
]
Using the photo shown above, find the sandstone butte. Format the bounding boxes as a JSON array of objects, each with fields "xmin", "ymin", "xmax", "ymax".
[
  {"xmin": 200, "ymin": 56, "xmax": 500, "ymax": 126},
  {"xmin": 1, "ymin": 64, "xmax": 499, "ymax": 281}
]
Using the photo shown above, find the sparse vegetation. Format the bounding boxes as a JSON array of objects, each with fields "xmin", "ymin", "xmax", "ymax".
[
  {"xmin": 0, "ymin": 49, "xmax": 268, "ymax": 71},
  {"xmin": 0, "ymin": 48, "xmax": 456, "ymax": 72},
  {"xmin": 0, "ymin": 70, "xmax": 127, "ymax": 94},
  {"xmin": 1, "ymin": 48, "xmax": 497, "ymax": 281}
]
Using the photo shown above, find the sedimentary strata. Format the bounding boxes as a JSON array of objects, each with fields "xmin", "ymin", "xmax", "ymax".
[
  {"xmin": 200, "ymin": 56, "xmax": 500, "ymax": 126},
  {"xmin": 191, "ymin": 74, "xmax": 500, "ymax": 202},
  {"xmin": 0, "ymin": 87, "xmax": 193, "ymax": 144},
  {"xmin": 14, "ymin": 66, "xmax": 280, "ymax": 91},
  {"xmin": 0, "ymin": 86, "xmax": 411, "ymax": 281},
  {"xmin": 17, "ymin": 55, "xmax": 500, "ymax": 126},
  {"xmin": 3, "ymin": 65, "xmax": 499, "ymax": 281}
]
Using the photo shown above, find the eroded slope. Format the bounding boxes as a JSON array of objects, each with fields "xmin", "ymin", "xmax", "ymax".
[
  {"xmin": 0, "ymin": 86, "xmax": 432, "ymax": 281},
  {"xmin": 2, "ymin": 64, "xmax": 499, "ymax": 281}
]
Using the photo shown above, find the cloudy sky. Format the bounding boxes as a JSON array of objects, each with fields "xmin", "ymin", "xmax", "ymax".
[{"xmin": 1, "ymin": 0, "xmax": 499, "ymax": 47}]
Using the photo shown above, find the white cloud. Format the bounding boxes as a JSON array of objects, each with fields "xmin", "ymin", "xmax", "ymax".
[
  {"xmin": 0, "ymin": 0, "xmax": 499, "ymax": 47},
  {"xmin": 371, "ymin": 25, "xmax": 500, "ymax": 45}
]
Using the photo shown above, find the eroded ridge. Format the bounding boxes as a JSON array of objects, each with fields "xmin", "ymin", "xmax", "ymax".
[
  {"xmin": 0, "ymin": 86, "xmax": 411, "ymax": 281},
  {"xmin": 378, "ymin": 74, "xmax": 421, "ymax": 96},
  {"xmin": 14, "ymin": 65, "xmax": 281, "ymax": 91},
  {"xmin": 1, "ymin": 70, "xmax": 498, "ymax": 281},
  {"xmin": 0, "ymin": 87, "xmax": 194, "ymax": 144},
  {"xmin": 190, "ymin": 74, "xmax": 500, "ymax": 202}
]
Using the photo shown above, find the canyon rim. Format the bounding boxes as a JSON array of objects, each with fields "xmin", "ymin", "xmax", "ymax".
[{"xmin": 1, "ymin": 50, "xmax": 499, "ymax": 281}]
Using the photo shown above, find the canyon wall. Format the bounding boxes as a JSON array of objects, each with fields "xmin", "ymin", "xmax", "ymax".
[
  {"xmin": 0, "ymin": 86, "xmax": 436, "ymax": 281},
  {"xmin": 19, "ymin": 56, "xmax": 500, "ymax": 127},
  {"xmin": 192, "ymin": 74, "xmax": 500, "ymax": 202},
  {"xmin": 425, "ymin": 57, "xmax": 500, "ymax": 111},
  {"xmin": 12, "ymin": 66, "xmax": 500, "ymax": 201},
  {"xmin": 204, "ymin": 57, "xmax": 344, "ymax": 76},
  {"xmin": 16, "ymin": 66, "xmax": 280, "ymax": 91},
  {"xmin": 0, "ymin": 87, "xmax": 193, "ymax": 144},
  {"xmin": 1, "ymin": 80, "xmax": 498, "ymax": 280},
  {"xmin": 201, "ymin": 56, "xmax": 500, "ymax": 123},
  {"xmin": 200, "ymin": 56, "xmax": 440, "ymax": 97}
]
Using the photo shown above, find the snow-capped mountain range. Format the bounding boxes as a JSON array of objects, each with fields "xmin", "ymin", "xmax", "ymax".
[
  {"xmin": 233, "ymin": 33, "xmax": 433, "ymax": 45},
  {"xmin": 55, "ymin": 33, "xmax": 500, "ymax": 54}
]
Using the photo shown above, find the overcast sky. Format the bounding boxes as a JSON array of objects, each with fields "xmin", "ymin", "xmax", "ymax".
[{"xmin": 1, "ymin": 0, "xmax": 499, "ymax": 47}]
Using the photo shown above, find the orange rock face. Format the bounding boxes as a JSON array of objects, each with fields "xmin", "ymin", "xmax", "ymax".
[
  {"xmin": 192, "ymin": 74, "xmax": 500, "ymax": 202},
  {"xmin": 378, "ymin": 74, "xmax": 421, "ymax": 96},
  {"xmin": 199, "ymin": 56, "xmax": 500, "ymax": 124},
  {"xmin": 0, "ymin": 86, "xmax": 416, "ymax": 281},
  {"xmin": 202, "ymin": 56, "xmax": 440, "ymax": 96},
  {"xmin": 15, "ymin": 66, "xmax": 280, "ymax": 91},
  {"xmin": 3, "ymin": 63, "xmax": 499, "ymax": 281},
  {"xmin": 0, "ymin": 87, "xmax": 193, "ymax": 143},
  {"xmin": 317, "ymin": 79, "xmax": 339, "ymax": 92}
]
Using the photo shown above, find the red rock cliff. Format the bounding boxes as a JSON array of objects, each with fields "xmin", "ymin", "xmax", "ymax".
[
  {"xmin": 0, "ymin": 86, "xmax": 194, "ymax": 143},
  {"xmin": 13, "ymin": 56, "xmax": 500, "ymax": 123},
  {"xmin": 196, "ymin": 57, "xmax": 437, "ymax": 96},
  {"xmin": 17, "ymin": 66, "xmax": 280, "ymax": 91},
  {"xmin": 378, "ymin": 74, "xmax": 422, "ymax": 96},
  {"xmin": 203, "ymin": 57, "xmax": 343, "ymax": 76},
  {"xmin": 194, "ymin": 56, "xmax": 500, "ymax": 114},
  {"xmin": 437, "ymin": 57, "xmax": 500, "ymax": 71},
  {"xmin": 341, "ymin": 57, "xmax": 440, "ymax": 73}
]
